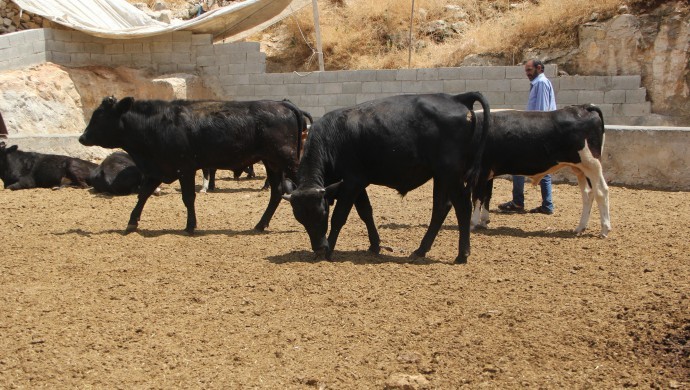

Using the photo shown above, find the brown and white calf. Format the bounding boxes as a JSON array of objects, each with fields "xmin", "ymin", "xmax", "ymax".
[{"xmin": 470, "ymin": 105, "xmax": 611, "ymax": 237}]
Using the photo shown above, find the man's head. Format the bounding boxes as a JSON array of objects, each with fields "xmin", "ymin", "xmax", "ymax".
[{"xmin": 524, "ymin": 59, "xmax": 545, "ymax": 81}]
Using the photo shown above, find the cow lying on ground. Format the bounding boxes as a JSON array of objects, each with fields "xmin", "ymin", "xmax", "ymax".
[
  {"xmin": 470, "ymin": 105, "xmax": 611, "ymax": 237},
  {"xmin": 79, "ymin": 97, "xmax": 305, "ymax": 234},
  {"xmin": 0, "ymin": 142, "xmax": 96, "ymax": 190},
  {"xmin": 282, "ymin": 92, "xmax": 490, "ymax": 264},
  {"xmin": 89, "ymin": 151, "xmax": 145, "ymax": 195},
  {"xmin": 200, "ymin": 109, "xmax": 312, "ymax": 193}
]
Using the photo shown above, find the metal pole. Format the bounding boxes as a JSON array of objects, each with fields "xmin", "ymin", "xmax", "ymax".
[
  {"xmin": 312, "ymin": 0, "xmax": 325, "ymax": 71},
  {"xmin": 408, "ymin": 0, "xmax": 415, "ymax": 68}
]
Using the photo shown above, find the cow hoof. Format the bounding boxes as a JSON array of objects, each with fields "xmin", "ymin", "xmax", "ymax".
[
  {"xmin": 410, "ymin": 249, "xmax": 426, "ymax": 259},
  {"xmin": 368, "ymin": 245, "xmax": 381, "ymax": 255},
  {"xmin": 325, "ymin": 250, "xmax": 334, "ymax": 261},
  {"xmin": 125, "ymin": 224, "xmax": 138, "ymax": 234},
  {"xmin": 253, "ymin": 224, "xmax": 267, "ymax": 232},
  {"xmin": 454, "ymin": 255, "xmax": 468, "ymax": 264}
]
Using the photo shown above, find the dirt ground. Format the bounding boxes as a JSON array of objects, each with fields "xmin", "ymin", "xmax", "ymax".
[{"xmin": 0, "ymin": 168, "xmax": 688, "ymax": 389}]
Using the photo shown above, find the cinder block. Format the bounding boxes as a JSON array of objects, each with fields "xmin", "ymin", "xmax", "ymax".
[
  {"xmin": 318, "ymin": 94, "xmax": 339, "ymax": 106},
  {"xmin": 306, "ymin": 83, "xmax": 324, "ymax": 94},
  {"xmin": 595, "ymin": 76, "xmax": 613, "ymax": 91},
  {"xmin": 51, "ymin": 51, "xmax": 71, "ymax": 64},
  {"xmin": 594, "ymin": 103, "xmax": 614, "ymax": 119},
  {"xmin": 487, "ymin": 79, "xmax": 510, "ymax": 92},
  {"xmin": 612, "ymin": 75, "xmax": 641, "ymax": 90},
  {"xmin": 352, "ymin": 70, "xmax": 378, "ymax": 82},
  {"xmin": 396, "ymin": 69, "xmax": 417, "ymax": 81},
  {"xmin": 228, "ymin": 63, "xmax": 246, "ymax": 74},
  {"xmin": 171, "ymin": 52, "xmax": 190, "ymax": 64},
  {"xmin": 172, "ymin": 31, "xmax": 192, "ymax": 42},
  {"xmin": 229, "ymin": 52, "xmax": 247, "ymax": 64},
  {"xmin": 604, "ymin": 90, "xmax": 626, "ymax": 104},
  {"xmin": 0, "ymin": 36, "xmax": 10, "ymax": 50},
  {"xmin": 173, "ymin": 41, "xmax": 191, "ymax": 52},
  {"xmin": 52, "ymin": 29, "xmax": 72, "ymax": 42},
  {"xmin": 559, "ymin": 76, "xmax": 596, "ymax": 90},
  {"xmin": 319, "ymin": 71, "xmax": 339, "ymax": 83},
  {"xmin": 111, "ymin": 53, "xmax": 133, "ymax": 65},
  {"xmin": 46, "ymin": 40, "xmax": 65, "ymax": 52},
  {"xmin": 505, "ymin": 66, "xmax": 525, "ymax": 79},
  {"xmin": 543, "ymin": 64, "xmax": 558, "ymax": 78},
  {"xmin": 617, "ymin": 102, "xmax": 651, "ymax": 116},
  {"xmin": 337, "ymin": 94, "xmax": 357, "ymax": 106},
  {"xmin": 483, "ymin": 91, "xmax": 505, "ymax": 105},
  {"xmin": 324, "ymin": 83, "xmax": 343, "ymax": 94},
  {"xmin": 438, "ymin": 67, "xmax": 462, "ymax": 80},
  {"xmin": 132, "ymin": 53, "xmax": 153, "ymax": 65},
  {"xmin": 196, "ymin": 55, "xmax": 215, "ymax": 67},
  {"xmin": 300, "ymin": 95, "xmax": 319, "ymax": 106},
  {"xmin": 214, "ymin": 44, "xmax": 233, "ymax": 55},
  {"xmin": 152, "ymin": 52, "xmax": 172, "ymax": 63},
  {"xmin": 71, "ymin": 53, "xmax": 91, "ymax": 66},
  {"xmin": 201, "ymin": 65, "xmax": 219, "ymax": 76},
  {"xmin": 152, "ymin": 42, "xmax": 173, "ymax": 53},
  {"xmin": 362, "ymin": 82, "xmax": 382, "ymax": 93},
  {"xmin": 246, "ymin": 52, "xmax": 264, "ymax": 65},
  {"xmin": 65, "ymin": 42, "xmax": 85, "ymax": 53},
  {"xmin": 466, "ymin": 79, "xmax": 488, "ymax": 92},
  {"xmin": 457, "ymin": 66, "xmax": 483, "ymax": 79},
  {"xmin": 417, "ymin": 68, "xmax": 439, "ymax": 80},
  {"xmin": 254, "ymin": 84, "xmax": 272, "ymax": 96},
  {"xmin": 84, "ymin": 43, "xmax": 104, "ymax": 54},
  {"xmin": 234, "ymin": 85, "xmax": 256, "ymax": 96},
  {"xmin": 578, "ymin": 90, "xmax": 604, "ymax": 104},
  {"xmin": 90, "ymin": 53, "xmax": 112, "ymax": 64},
  {"xmin": 194, "ymin": 45, "xmax": 214, "ymax": 57},
  {"xmin": 342, "ymin": 82, "xmax": 362, "ymax": 94},
  {"xmin": 380, "ymin": 81, "xmax": 402, "ymax": 93},
  {"xmin": 443, "ymin": 80, "xmax": 466, "ymax": 93},
  {"xmin": 265, "ymin": 73, "xmax": 285, "ymax": 85},
  {"xmin": 287, "ymin": 83, "xmax": 307, "ymax": 95},
  {"xmin": 401, "ymin": 80, "xmax": 443, "ymax": 93},
  {"xmin": 356, "ymin": 93, "xmax": 379, "ymax": 104},
  {"xmin": 232, "ymin": 42, "xmax": 260, "ymax": 52},
  {"xmin": 549, "ymin": 78, "xmax": 559, "ymax": 90},
  {"xmin": 556, "ymin": 90, "xmax": 578, "ymax": 105},
  {"xmin": 483, "ymin": 67, "xmax": 506, "ymax": 80},
  {"xmin": 376, "ymin": 70, "xmax": 397, "ymax": 81},
  {"xmin": 504, "ymin": 91, "xmax": 526, "ymax": 105},
  {"xmin": 337, "ymin": 70, "xmax": 360, "ymax": 82},
  {"xmin": 626, "ymin": 88, "xmax": 647, "ymax": 103},
  {"xmin": 249, "ymin": 73, "xmax": 266, "ymax": 84},
  {"xmin": 510, "ymin": 78, "xmax": 530, "ymax": 91},
  {"xmin": 8, "ymin": 32, "xmax": 26, "ymax": 46},
  {"xmin": 297, "ymin": 72, "xmax": 320, "ymax": 84},
  {"xmin": 124, "ymin": 43, "xmax": 143, "ymax": 53},
  {"xmin": 247, "ymin": 61, "xmax": 265, "ymax": 74},
  {"xmin": 191, "ymin": 34, "xmax": 212, "ymax": 45}
]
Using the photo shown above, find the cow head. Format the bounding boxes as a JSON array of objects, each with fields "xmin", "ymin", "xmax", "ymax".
[
  {"xmin": 0, "ymin": 142, "xmax": 19, "ymax": 184},
  {"xmin": 282, "ymin": 181, "xmax": 341, "ymax": 255},
  {"xmin": 79, "ymin": 96, "xmax": 135, "ymax": 148}
]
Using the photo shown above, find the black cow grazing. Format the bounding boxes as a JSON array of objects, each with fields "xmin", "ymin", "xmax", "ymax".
[
  {"xmin": 89, "ymin": 151, "xmax": 144, "ymax": 195},
  {"xmin": 200, "ymin": 107, "xmax": 312, "ymax": 193},
  {"xmin": 79, "ymin": 96, "xmax": 305, "ymax": 234},
  {"xmin": 282, "ymin": 92, "xmax": 491, "ymax": 264},
  {"xmin": 470, "ymin": 105, "xmax": 611, "ymax": 237},
  {"xmin": 0, "ymin": 142, "xmax": 97, "ymax": 190}
]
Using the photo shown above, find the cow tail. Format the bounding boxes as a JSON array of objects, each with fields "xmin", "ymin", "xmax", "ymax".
[
  {"xmin": 585, "ymin": 104, "xmax": 605, "ymax": 160},
  {"xmin": 455, "ymin": 92, "xmax": 490, "ymax": 187},
  {"xmin": 281, "ymin": 100, "xmax": 306, "ymax": 159}
]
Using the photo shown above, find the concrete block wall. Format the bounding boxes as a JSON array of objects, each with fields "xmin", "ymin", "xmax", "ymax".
[{"xmin": 0, "ymin": 28, "xmax": 651, "ymax": 125}]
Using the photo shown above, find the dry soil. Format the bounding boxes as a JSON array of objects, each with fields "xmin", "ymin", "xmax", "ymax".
[{"xmin": 0, "ymin": 169, "xmax": 688, "ymax": 389}]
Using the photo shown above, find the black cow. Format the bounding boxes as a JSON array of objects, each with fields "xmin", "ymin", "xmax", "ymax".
[
  {"xmin": 79, "ymin": 97, "xmax": 305, "ymax": 234},
  {"xmin": 89, "ymin": 151, "xmax": 144, "ymax": 195},
  {"xmin": 200, "ymin": 108, "xmax": 312, "ymax": 193},
  {"xmin": 282, "ymin": 92, "xmax": 490, "ymax": 264},
  {"xmin": 470, "ymin": 105, "xmax": 611, "ymax": 237},
  {"xmin": 0, "ymin": 142, "xmax": 97, "ymax": 190}
]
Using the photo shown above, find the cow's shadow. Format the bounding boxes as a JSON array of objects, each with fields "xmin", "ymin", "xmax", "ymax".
[
  {"xmin": 472, "ymin": 226, "xmax": 590, "ymax": 238},
  {"xmin": 195, "ymin": 187, "xmax": 266, "ymax": 194},
  {"xmin": 53, "ymin": 228, "xmax": 298, "ymax": 238},
  {"xmin": 267, "ymin": 250, "xmax": 443, "ymax": 266}
]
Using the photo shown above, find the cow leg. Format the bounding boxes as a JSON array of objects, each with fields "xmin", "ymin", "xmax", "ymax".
[
  {"xmin": 412, "ymin": 179, "xmax": 452, "ymax": 259},
  {"xmin": 581, "ymin": 163, "xmax": 611, "ymax": 238},
  {"xmin": 481, "ymin": 179, "xmax": 494, "ymax": 226},
  {"xmin": 179, "ymin": 171, "xmax": 197, "ymax": 234},
  {"xmin": 471, "ymin": 180, "xmax": 492, "ymax": 230},
  {"xmin": 449, "ymin": 184, "xmax": 473, "ymax": 264},
  {"xmin": 573, "ymin": 168, "xmax": 594, "ymax": 235},
  {"xmin": 354, "ymin": 189, "xmax": 381, "ymax": 254},
  {"xmin": 254, "ymin": 167, "xmax": 283, "ymax": 231},
  {"xmin": 126, "ymin": 176, "xmax": 163, "ymax": 233},
  {"xmin": 7, "ymin": 177, "xmax": 36, "ymax": 190},
  {"xmin": 326, "ymin": 184, "xmax": 362, "ymax": 260}
]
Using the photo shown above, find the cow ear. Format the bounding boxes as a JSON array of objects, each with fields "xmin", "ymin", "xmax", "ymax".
[
  {"xmin": 116, "ymin": 97, "xmax": 135, "ymax": 114},
  {"xmin": 324, "ymin": 180, "xmax": 342, "ymax": 200},
  {"xmin": 281, "ymin": 178, "xmax": 297, "ymax": 195}
]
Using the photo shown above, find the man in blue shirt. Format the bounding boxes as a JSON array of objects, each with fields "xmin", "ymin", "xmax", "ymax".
[{"xmin": 498, "ymin": 59, "xmax": 557, "ymax": 215}]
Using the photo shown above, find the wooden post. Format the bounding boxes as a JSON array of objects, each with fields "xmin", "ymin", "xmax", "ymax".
[
  {"xmin": 408, "ymin": 0, "xmax": 415, "ymax": 68},
  {"xmin": 312, "ymin": 0, "xmax": 325, "ymax": 71}
]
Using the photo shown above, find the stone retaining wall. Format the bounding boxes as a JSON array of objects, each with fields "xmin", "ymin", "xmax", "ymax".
[{"xmin": 0, "ymin": 28, "xmax": 652, "ymax": 125}]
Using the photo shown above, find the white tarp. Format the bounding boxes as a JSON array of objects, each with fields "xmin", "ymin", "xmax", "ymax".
[{"xmin": 11, "ymin": 0, "xmax": 311, "ymax": 41}]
